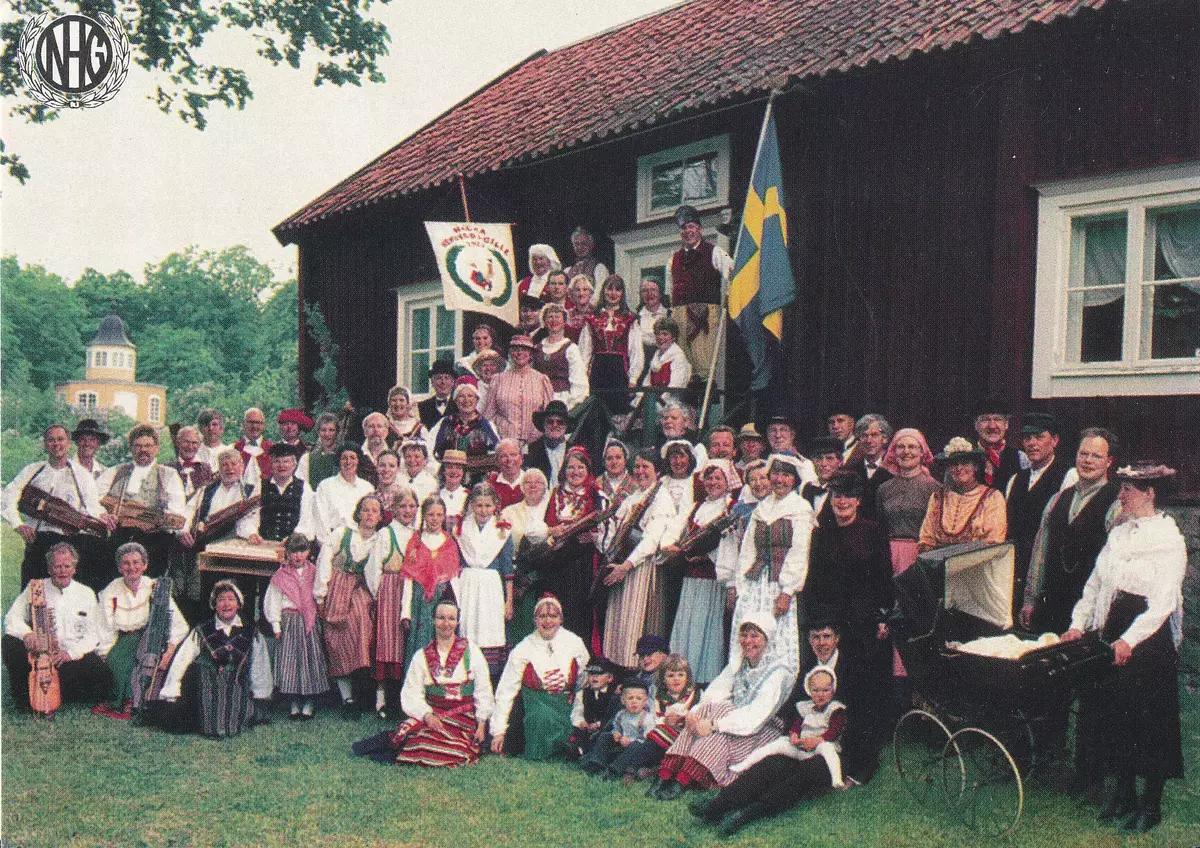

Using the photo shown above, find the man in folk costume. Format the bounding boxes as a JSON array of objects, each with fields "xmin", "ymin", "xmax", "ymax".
[
  {"xmin": 417, "ymin": 360, "xmax": 458, "ymax": 431},
  {"xmin": 526, "ymin": 401, "xmax": 573, "ymax": 490},
  {"xmin": 72, "ymin": 417, "xmax": 110, "ymax": 480},
  {"xmin": 99, "ymin": 424, "xmax": 188, "ymax": 581},
  {"xmin": 232, "ymin": 407, "xmax": 273, "ymax": 485},
  {"xmin": 251, "ymin": 443, "xmax": 318, "ymax": 546},
  {"xmin": 195, "ymin": 408, "xmax": 229, "ymax": 473},
  {"xmin": 277, "ymin": 408, "xmax": 314, "ymax": 457},
  {"xmin": 665, "ymin": 205, "xmax": 732, "ymax": 382},
  {"xmin": 2, "ymin": 423, "xmax": 112, "ymax": 589},
  {"xmin": 565, "ymin": 226, "xmax": 610, "ymax": 298},
  {"xmin": 359, "ymin": 412, "xmax": 392, "ymax": 486},
  {"xmin": 165, "ymin": 425, "xmax": 214, "ymax": 503},
  {"xmin": 178, "ymin": 449, "xmax": 263, "ymax": 622},
  {"xmin": 800, "ymin": 437, "xmax": 844, "ymax": 528},
  {"xmin": 2, "ymin": 542, "xmax": 113, "ymax": 713},
  {"xmin": 1005, "ymin": 412, "xmax": 1071, "ymax": 622},
  {"xmin": 973, "ymin": 397, "xmax": 1026, "ymax": 491}
]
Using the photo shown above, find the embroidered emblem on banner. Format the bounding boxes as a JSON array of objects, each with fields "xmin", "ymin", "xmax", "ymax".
[
  {"xmin": 425, "ymin": 222, "xmax": 520, "ymax": 326},
  {"xmin": 19, "ymin": 12, "xmax": 130, "ymax": 109}
]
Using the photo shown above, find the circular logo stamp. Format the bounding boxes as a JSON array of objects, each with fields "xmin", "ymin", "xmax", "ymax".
[{"xmin": 18, "ymin": 12, "xmax": 130, "ymax": 109}]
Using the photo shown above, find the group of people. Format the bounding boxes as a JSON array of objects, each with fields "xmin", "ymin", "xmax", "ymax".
[{"xmin": 1, "ymin": 206, "xmax": 1187, "ymax": 835}]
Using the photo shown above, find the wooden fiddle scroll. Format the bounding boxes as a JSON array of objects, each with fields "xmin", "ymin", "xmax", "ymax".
[{"xmin": 26, "ymin": 579, "xmax": 62, "ymax": 717}]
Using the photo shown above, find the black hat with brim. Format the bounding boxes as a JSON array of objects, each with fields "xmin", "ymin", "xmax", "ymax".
[
  {"xmin": 532, "ymin": 400, "xmax": 574, "ymax": 431},
  {"xmin": 71, "ymin": 418, "xmax": 111, "ymax": 445}
]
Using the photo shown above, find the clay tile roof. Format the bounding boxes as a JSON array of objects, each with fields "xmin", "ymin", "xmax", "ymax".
[{"xmin": 274, "ymin": 0, "xmax": 1111, "ymax": 241}]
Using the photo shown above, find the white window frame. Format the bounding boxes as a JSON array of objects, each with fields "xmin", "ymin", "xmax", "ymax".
[
  {"xmin": 1031, "ymin": 161, "xmax": 1200, "ymax": 398},
  {"xmin": 93, "ymin": 350, "xmax": 107, "ymax": 367},
  {"xmin": 636, "ymin": 135, "xmax": 731, "ymax": 224},
  {"xmin": 148, "ymin": 396, "xmax": 161, "ymax": 423},
  {"xmin": 612, "ymin": 212, "xmax": 731, "ymax": 295},
  {"xmin": 77, "ymin": 391, "xmax": 97, "ymax": 410},
  {"xmin": 395, "ymin": 280, "xmax": 463, "ymax": 399}
]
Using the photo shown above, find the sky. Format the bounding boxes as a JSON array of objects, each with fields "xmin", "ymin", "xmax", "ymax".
[{"xmin": 1, "ymin": 0, "xmax": 680, "ymax": 283}]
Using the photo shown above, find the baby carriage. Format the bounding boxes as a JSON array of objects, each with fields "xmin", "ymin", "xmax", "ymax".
[{"xmin": 889, "ymin": 541, "xmax": 1113, "ymax": 835}]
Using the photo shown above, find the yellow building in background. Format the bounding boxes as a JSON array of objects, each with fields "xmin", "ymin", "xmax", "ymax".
[{"xmin": 57, "ymin": 313, "xmax": 167, "ymax": 426}]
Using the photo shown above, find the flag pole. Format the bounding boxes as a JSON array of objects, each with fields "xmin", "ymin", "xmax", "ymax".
[
  {"xmin": 698, "ymin": 91, "xmax": 779, "ymax": 431},
  {"xmin": 458, "ymin": 173, "xmax": 471, "ymax": 222}
]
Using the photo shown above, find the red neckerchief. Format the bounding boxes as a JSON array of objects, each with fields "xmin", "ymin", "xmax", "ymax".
[{"xmin": 425, "ymin": 636, "xmax": 468, "ymax": 679}]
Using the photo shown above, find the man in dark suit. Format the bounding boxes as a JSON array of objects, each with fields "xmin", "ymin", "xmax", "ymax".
[
  {"xmin": 974, "ymin": 397, "xmax": 1025, "ymax": 491},
  {"xmin": 524, "ymin": 400, "xmax": 572, "ymax": 489},
  {"xmin": 1005, "ymin": 412, "xmax": 1070, "ymax": 622},
  {"xmin": 801, "ymin": 436, "xmax": 843, "ymax": 527},
  {"xmin": 843, "ymin": 414, "xmax": 893, "ymax": 520},
  {"xmin": 417, "ymin": 360, "xmax": 457, "ymax": 430}
]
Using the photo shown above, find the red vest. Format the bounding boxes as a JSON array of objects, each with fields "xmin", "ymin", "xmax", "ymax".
[{"xmin": 670, "ymin": 240, "xmax": 721, "ymax": 305}]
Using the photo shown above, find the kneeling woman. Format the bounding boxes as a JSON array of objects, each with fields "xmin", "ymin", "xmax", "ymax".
[
  {"xmin": 489, "ymin": 595, "xmax": 591, "ymax": 760},
  {"xmin": 650, "ymin": 612, "xmax": 789, "ymax": 799},
  {"xmin": 388, "ymin": 600, "xmax": 495, "ymax": 766},
  {"xmin": 157, "ymin": 580, "xmax": 272, "ymax": 738}
]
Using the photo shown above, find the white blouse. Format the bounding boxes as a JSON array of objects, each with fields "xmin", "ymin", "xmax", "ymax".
[
  {"xmin": 400, "ymin": 639, "xmax": 495, "ymax": 722},
  {"xmin": 735, "ymin": 491, "xmax": 816, "ymax": 595},
  {"xmin": 490, "ymin": 627, "xmax": 590, "ymax": 736},
  {"xmin": 96, "ymin": 577, "xmax": 189, "ymax": 656},
  {"xmin": 313, "ymin": 474, "xmax": 376, "ymax": 545}
]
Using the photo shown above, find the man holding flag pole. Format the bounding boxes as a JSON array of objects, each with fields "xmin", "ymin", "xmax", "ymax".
[{"xmin": 700, "ymin": 91, "xmax": 797, "ymax": 428}]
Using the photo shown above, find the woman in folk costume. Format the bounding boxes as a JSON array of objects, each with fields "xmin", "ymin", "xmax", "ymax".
[
  {"xmin": 597, "ymin": 438, "xmax": 638, "ymax": 507},
  {"xmin": 372, "ymin": 450, "xmax": 405, "ymax": 521},
  {"xmin": 543, "ymin": 447, "xmax": 603, "ymax": 645},
  {"xmin": 317, "ymin": 494, "xmax": 385, "ymax": 712},
  {"xmin": 429, "ymin": 377, "xmax": 500, "ymax": 467},
  {"xmin": 658, "ymin": 439, "xmax": 698, "ymax": 634},
  {"xmin": 716, "ymin": 459, "xmax": 771, "ymax": 606},
  {"xmin": 727, "ymin": 455, "xmax": 816, "ymax": 687},
  {"xmin": 373, "ymin": 487, "xmax": 419, "ymax": 719},
  {"xmin": 489, "ymin": 594, "xmax": 591, "ymax": 760},
  {"xmin": 565, "ymin": 275, "xmax": 596, "ymax": 344},
  {"xmin": 456, "ymin": 323, "xmax": 499, "ymax": 378},
  {"xmin": 384, "ymin": 386, "xmax": 428, "ymax": 448},
  {"xmin": 917, "ymin": 437, "xmax": 1007, "ymax": 553},
  {"xmin": 601, "ymin": 449, "xmax": 674, "ymax": 668},
  {"xmin": 578, "ymin": 275, "xmax": 644, "ymax": 414},
  {"xmin": 400, "ymin": 496, "xmax": 462, "ymax": 671},
  {"xmin": 95, "ymin": 542, "xmax": 189, "ymax": 719},
  {"xmin": 314, "ymin": 443, "xmax": 376, "ymax": 546},
  {"xmin": 518, "ymin": 243, "xmax": 562, "ymax": 299},
  {"xmin": 667, "ymin": 459, "xmax": 739, "ymax": 684},
  {"xmin": 533, "ymin": 303, "xmax": 590, "ymax": 409},
  {"xmin": 501, "ymin": 469, "xmax": 551, "ymax": 643},
  {"xmin": 457, "ymin": 484, "xmax": 515, "ymax": 683},
  {"xmin": 436, "ymin": 449, "xmax": 470, "ymax": 534},
  {"xmin": 157, "ymin": 580, "xmax": 273, "ymax": 738},
  {"xmin": 263, "ymin": 533, "xmax": 328, "ymax": 720},
  {"xmin": 298, "ymin": 413, "xmax": 343, "ymax": 487},
  {"xmin": 649, "ymin": 613, "xmax": 790, "ymax": 799}
]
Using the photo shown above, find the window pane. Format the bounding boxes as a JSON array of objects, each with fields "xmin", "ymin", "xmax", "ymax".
[
  {"xmin": 1153, "ymin": 205, "xmax": 1200, "ymax": 281},
  {"xmin": 651, "ymin": 162, "xmax": 683, "ymax": 209},
  {"xmin": 411, "ymin": 307, "xmax": 431, "ymax": 351},
  {"xmin": 1067, "ymin": 289, "xmax": 1124, "ymax": 363},
  {"xmin": 436, "ymin": 305, "xmax": 455, "ymax": 348},
  {"xmin": 1142, "ymin": 282, "xmax": 1200, "ymax": 359},
  {"xmin": 1081, "ymin": 218, "xmax": 1126, "ymax": 289},
  {"xmin": 681, "ymin": 154, "xmax": 718, "ymax": 202},
  {"xmin": 411, "ymin": 352, "xmax": 430, "ymax": 394}
]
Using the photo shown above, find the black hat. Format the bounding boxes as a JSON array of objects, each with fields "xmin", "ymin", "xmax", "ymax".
[
  {"xmin": 827, "ymin": 470, "xmax": 864, "ymax": 498},
  {"xmin": 635, "ymin": 634, "xmax": 669, "ymax": 655},
  {"xmin": 808, "ymin": 436, "xmax": 844, "ymax": 458},
  {"xmin": 532, "ymin": 400, "xmax": 573, "ymax": 431},
  {"xmin": 1020, "ymin": 412, "xmax": 1062, "ymax": 436},
  {"xmin": 519, "ymin": 294, "xmax": 544, "ymax": 311},
  {"xmin": 674, "ymin": 205, "xmax": 701, "ymax": 227},
  {"xmin": 429, "ymin": 359, "xmax": 457, "ymax": 378},
  {"xmin": 620, "ymin": 679, "xmax": 650, "ymax": 695},
  {"xmin": 71, "ymin": 418, "xmax": 110, "ymax": 445},
  {"xmin": 767, "ymin": 415, "xmax": 797, "ymax": 433},
  {"xmin": 268, "ymin": 442, "xmax": 301, "ymax": 459},
  {"xmin": 975, "ymin": 395, "xmax": 1011, "ymax": 418}
]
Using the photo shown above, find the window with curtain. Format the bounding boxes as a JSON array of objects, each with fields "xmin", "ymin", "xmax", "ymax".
[
  {"xmin": 636, "ymin": 135, "xmax": 730, "ymax": 223},
  {"xmin": 1032, "ymin": 163, "xmax": 1200, "ymax": 398}
]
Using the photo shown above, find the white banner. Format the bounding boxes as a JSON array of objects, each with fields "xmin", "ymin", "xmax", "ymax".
[{"xmin": 424, "ymin": 221, "xmax": 519, "ymax": 326}]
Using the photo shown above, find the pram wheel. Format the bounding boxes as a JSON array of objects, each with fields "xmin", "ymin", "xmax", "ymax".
[
  {"xmin": 893, "ymin": 709, "xmax": 964, "ymax": 808},
  {"xmin": 948, "ymin": 726, "xmax": 1024, "ymax": 837}
]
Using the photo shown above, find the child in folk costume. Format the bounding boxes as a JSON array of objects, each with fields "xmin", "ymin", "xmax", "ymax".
[
  {"xmin": 581, "ymin": 679, "xmax": 656, "ymax": 777},
  {"xmin": 373, "ymin": 488, "xmax": 418, "ymax": 719},
  {"xmin": 667, "ymin": 459, "xmax": 738, "ymax": 684},
  {"xmin": 640, "ymin": 316, "xmax": 692, "ymax": 404},
  {"xmin": 437, "ymin": 450, "xmax": 470, "ymax": 535},
  {"xmin": 400, "ymin": 496, "xmax": 462, "ymax": 671},
  {"xmin": 317, "ymin": 494, "xmax": 386, "ymax": 713},
  {"xmin": 603, "ymin": 653, "xmax": 698, "ymax": 781},
  {"xmin": 569, "ymin": 657, "xmax": 623, "ymax": 759},
  {"xmin": 729, "ymin": 666, "xmax": 846, "ymax": 788},
  {"xmin": 264, "ymin": 534, "xmax": 328, "ymax": 720},
  {"xmin": 456, "ymin": 484, "xmax": 515, "ymax": 683}
]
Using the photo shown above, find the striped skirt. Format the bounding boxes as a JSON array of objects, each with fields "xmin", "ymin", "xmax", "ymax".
[
  {"xmin": 660, "ymin": 701, "xmax": 785, "ymax": 788},
  {"xmin": 195, "ymin": 654, "xmax": 253, "ymax": 738},
  {"xmin": 276, "ymin": 611, "xmax": 329, "ymax": 697},
  {"xmin": 603, "ymin": 556, "xmax": 663, "ymax": 669},
  {"xmin": 320, "ymin": 570, "xmax": 375, "ymax": 677},
  {"xmin": 392, "ymin": 696, "xmax": 481, "ymax": 767},
  {"xmin": 374, "ymin": 572, "xmax": 406, "ymax": 680}
]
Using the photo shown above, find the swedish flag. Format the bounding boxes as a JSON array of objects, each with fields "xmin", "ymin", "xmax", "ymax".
[{"xmin": 728, "ymin": 101, "xmax": 796, "ymax": 392}]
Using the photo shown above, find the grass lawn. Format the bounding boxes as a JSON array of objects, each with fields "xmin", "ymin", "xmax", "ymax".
[{"xmin": 2, "ymin": 526, "xmax": 1197, "ymax": 847}]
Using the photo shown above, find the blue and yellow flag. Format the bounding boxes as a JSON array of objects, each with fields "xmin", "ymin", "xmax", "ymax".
[{"xmin": 728, "ymin": 101, "xmax": 796, "ymax": 391}]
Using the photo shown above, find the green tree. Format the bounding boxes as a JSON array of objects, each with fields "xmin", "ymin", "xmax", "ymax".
[
  {"xmin": 0, "ymin": 255, "xmax": 89, "ymax": 388},
  {"xmin": 73, "ymin": 267, "xmax": 150, "ymax": 337},
  {"xmin": 135, "ymin": 324, "xmax": 225, "ymax": 391},
  {"xmin": 2, "ymin": 0, "xmax": 393, "ymax": 182}
]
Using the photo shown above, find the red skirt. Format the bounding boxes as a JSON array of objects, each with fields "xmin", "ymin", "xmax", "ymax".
[{"xmin": 391, "ymin": 695, "xmax": 481, "ymax": 767}]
